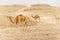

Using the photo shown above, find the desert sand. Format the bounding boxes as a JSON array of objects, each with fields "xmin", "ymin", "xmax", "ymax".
[{"xmin": 0, "ymin": 4, "xmax": 60, "ymax": 40}]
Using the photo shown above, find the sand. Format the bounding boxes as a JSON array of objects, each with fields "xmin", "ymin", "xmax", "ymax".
[{"xmin": 0, "ymin": 4, "xmax": 60, "ymax": 40}]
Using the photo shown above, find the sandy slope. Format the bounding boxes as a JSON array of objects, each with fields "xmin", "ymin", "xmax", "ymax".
[
  {"xmin": 0, "ymin": 23, "xmax": 60, "ymax": 40},
  {"xmin": 0, "ymin": 4, "xmax": 27, "ymax": 14}
]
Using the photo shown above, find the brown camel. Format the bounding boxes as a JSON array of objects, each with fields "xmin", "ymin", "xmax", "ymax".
[
  {"xmin": 31, "ymin": 15, "xmax": 40, "ymax": 21},
  {"xmin": 7, "ymin": 14, "xmax": 28, "ymax": 26},
  {"xmin": 15, "ymin": 14, "xmax": 27, "ymax": 25}
]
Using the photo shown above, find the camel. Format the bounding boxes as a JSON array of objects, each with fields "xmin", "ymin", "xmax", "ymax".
[
  {"xmin": 31, "ymin": 15, "xmax": 40, "ymax": 21},
  {"xmin": 15, "ymin": 14, "xmax": 27, "ymax": 26},
  {"xmin": 7, "ymin": 14, "xmax": 28, "ymax": 26}
]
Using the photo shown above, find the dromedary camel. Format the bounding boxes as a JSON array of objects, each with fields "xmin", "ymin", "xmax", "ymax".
[
  {"xmin": 15, "ymin": 14, "xmax": 27, "ymax": 26},
  {"xmin": 7, "ymin": 14, "xmax": 28, "ymax": 26},
  {"xmin": 31, "ymin": 15, "xmax": 40, "ymax": 22}
]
